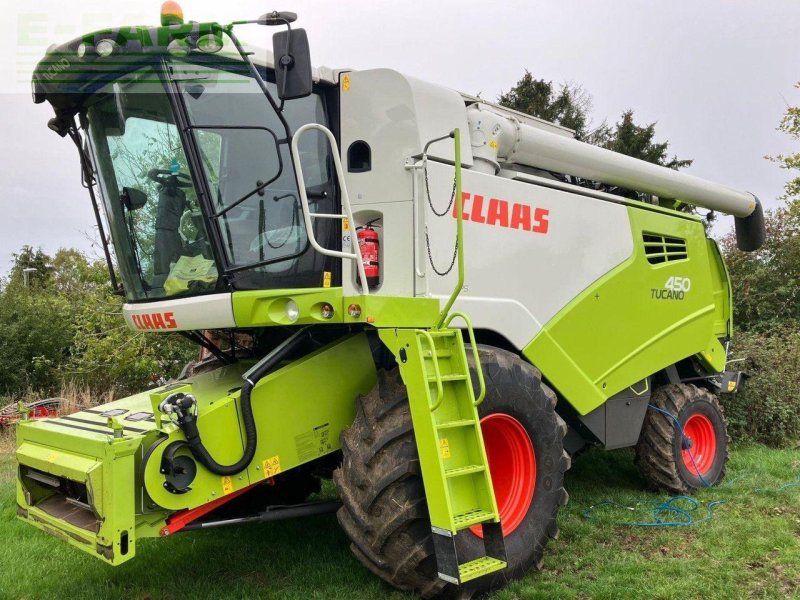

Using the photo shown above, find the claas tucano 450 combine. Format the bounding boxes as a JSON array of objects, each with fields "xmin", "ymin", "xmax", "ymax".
[{"xmin": 19, "ymin": 4, "xmax": 765, "ymax": 596}]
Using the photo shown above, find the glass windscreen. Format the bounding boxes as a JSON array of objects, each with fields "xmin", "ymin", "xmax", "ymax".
[
  {"xmin": 86, "ymin": 67, "xmax": 219, "ymax": 300},
  {"xmin": 173, "ymin": 60, "xmax": 337, "ymax": 290},
  {"xmin": 86, "ymin": 59, "xmax": 338, "ymax": 301}
]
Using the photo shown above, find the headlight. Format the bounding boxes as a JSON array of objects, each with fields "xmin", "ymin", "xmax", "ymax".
[
  {"xmin": 197, "ymin": 33, "xmax": 223, "ymax": 54},
  {"xmin": 285, "ymin": 299, "xmax": 300, "ymax": 322},
  {"xmin": 167, "ymin": 38, "xmax": 191, "ymax": 57},
  {"xmin": 95, "ymin": 39, "xmax": 118, "ymax": 57}
]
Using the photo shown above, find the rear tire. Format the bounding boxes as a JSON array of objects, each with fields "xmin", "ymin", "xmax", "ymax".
[
  {"xmin": 635, "ymin": 383, "xmax": 729, "ymax": 494},
  {"xmin": 333, "ymin": 346, "xmax": 569, "ymax": 598}
]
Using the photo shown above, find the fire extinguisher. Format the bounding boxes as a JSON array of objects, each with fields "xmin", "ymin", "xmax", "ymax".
[{"xmin": 357, "ymin": 220, "xmax": 380, "ymax": 289}]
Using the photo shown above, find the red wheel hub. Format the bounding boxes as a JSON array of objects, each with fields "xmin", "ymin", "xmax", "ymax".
[
  {"xmin": 471, "ymin": 413, "xmax": 536, "ymax": 537},
  {"xmin": 681, "ymin": 413, "xmax": 717, "ymax": 476}
]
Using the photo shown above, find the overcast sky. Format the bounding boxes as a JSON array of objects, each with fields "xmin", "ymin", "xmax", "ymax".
[{"xmin": 1, "ymin": 0, "xmax": 798, "ymax": 275}]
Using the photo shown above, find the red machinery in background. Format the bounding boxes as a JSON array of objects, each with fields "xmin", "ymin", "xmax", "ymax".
[{"xmin": 0, "ymin": 398, "xmax": 62, "ymax": 428}]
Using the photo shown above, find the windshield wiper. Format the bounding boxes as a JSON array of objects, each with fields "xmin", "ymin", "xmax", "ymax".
[{"xmin": 67, "ymin": 117, "xmax": 121, "ymax": 294}]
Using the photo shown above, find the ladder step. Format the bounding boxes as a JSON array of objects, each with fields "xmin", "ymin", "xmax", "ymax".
[
  {"xmin": 453, "ymin": 509, "xmax": 495, "ymax": 530},
  {"xmin": 445, "ymin": 464, "xmax": 485, "ymax": 478},
  {"xmin": 458, "ymin": 557, "xmax": 507, "ymax": 584},
  {"xmin": 436, "ymin": 419, "xmax": 476, "ymax": 430},
  {"xmin": 427, "ymin": 373, "xmax": 468, "ymax": 383},
  {"xmin": 427, "ymin": 330, "xmax": 458, "ymax": 338}
]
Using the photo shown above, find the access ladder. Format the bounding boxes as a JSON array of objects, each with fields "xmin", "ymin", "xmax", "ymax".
[{"xmin": 379, "ymin": 314, "xmax": 506, "ymax": 585}]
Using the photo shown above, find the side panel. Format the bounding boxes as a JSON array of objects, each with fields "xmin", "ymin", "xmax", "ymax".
[
  {"xmin": 707, "ymin": 238, "xmax": 733, "ymax": 340},
  {"xmin": 524, "ymin": 205, "xmax": 726, "ymax": 415},
  {"xmin": 123, "ymin": 293, "xmax": 235, "ymax": 331},
  {"xmin": 422, "ymin": 161, "xmax": 635, "ymax": 349},
  {"xmin": 339, "ymin": 69, "xmax": 473, "ymax": 298},
  {"xmin": 421, "ymin": 162, "xmax": 728, "ymax": 416},
  {"xmin": 142, "ymin": 333, "xmax": 377, "ymax": 511}
]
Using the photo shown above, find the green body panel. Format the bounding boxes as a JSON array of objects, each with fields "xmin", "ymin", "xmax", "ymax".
[
  {"xmin": 524, "ymin": 204, "xmax": 728, "ymax": 415},
  {"xmin": 15, "ymin": 333, "xmax": 376, "ymax": 564},
  {"xmin": 232, "ymin": 288, "xmax": 440, "ymax": 329},
  {"xmin": 17, "ymin": 427, "xmax": 138, "ymax": 565},
  {"xmin": 233, "ymin": 288, "xmax": 346, "ymax": 326},
  {"xmin": 707, "ymin": 238, "xmax": 734, "ymax": 340}
]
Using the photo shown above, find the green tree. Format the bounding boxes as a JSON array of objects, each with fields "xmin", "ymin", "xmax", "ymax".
[
  {"xmin": 499, "ymin": 73, "xmax": 691, "ymax": 171},
  {"xmin": 594, "ymin": 110, "xmax": 692, "ymax": 170},
  {"xmin": 0, "ymin": 284, "xmax": 74, "ymax": 394},
  {"xmin": 51, "ymin": 248, "xmax": 107, "ymax": 294},
  {"xmin": 7, "ymin": 246, "xmax": 53, "ymax": 289},
  {"xmin": 721, "ymin": 200, "xmax": 800, "ymax": 331},
  {"xmin": 722, "ymin": 86, "xmax": 800, "ymax": 332},
  {"xmin": 499, "ymin": 71, "xmax": 592, "ymax": 137},
  {"xmin": 768, "ymin": 82, "xmax": 800, "ymax": 201},
  {"xmin": 0, "ymin": 246, "xmax": 196, "ymax": 398},
  {"xmin": 716, "ymin": 84, "xmax": 800, "ymax": 447}
]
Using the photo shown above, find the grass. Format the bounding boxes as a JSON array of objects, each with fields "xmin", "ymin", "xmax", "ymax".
[{"xmin": 0, "ymin": 432, "xmax": 797, "ymax": 600}]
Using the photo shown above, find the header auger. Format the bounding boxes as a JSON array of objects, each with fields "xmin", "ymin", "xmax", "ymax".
[{"xmin": 18, "ymin": 4, "xmax": 762, "ymax": 596}]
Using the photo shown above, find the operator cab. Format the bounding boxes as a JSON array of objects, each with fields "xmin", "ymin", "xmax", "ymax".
[{"xmin": 33, "ymin": 13, "xmax": 339, "ymax": 301}]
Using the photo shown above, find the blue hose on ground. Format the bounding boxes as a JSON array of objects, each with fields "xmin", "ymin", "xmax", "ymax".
[{"xmin": 582, "ymin": 496, "xmax": 726, "ymax": 527}]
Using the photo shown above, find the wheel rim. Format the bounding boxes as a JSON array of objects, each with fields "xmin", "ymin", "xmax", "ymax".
[
  {"xmin": 681, "ymin": 413, "xmax": 717, "ymax": 476},
  {"xmin": 470, "ymin": 413, "xmax": 536, "ymax": 537}
]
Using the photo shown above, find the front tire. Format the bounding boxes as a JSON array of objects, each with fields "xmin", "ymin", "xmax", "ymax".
[
  {"xmin": 333, "ymin": 346, "xmax": 570, "ymax": 598},
  {"xmin": 635, "ymin": 383, "xmax": 729, "ymax": 494}
]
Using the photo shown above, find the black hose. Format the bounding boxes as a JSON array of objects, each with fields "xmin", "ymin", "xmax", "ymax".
[{"xmin": 178, "ymin": 327, "xmax": 312, "ymax": 476}]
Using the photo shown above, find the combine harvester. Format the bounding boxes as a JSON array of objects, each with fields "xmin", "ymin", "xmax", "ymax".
[{"xmin": 19, "ymin": 4, "xmax": 763, "ymax": 596}]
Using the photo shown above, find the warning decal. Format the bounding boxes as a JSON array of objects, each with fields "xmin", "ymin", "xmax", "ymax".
[
  {"xmin": 221, "ymin": 476, "xmax": 233, "ymax": 495},
  {"xmin": 295, "ymin": 423, "xmax": 333, "ymax": 462},
  {"xmin": 440, "ymin": 438, "xmax": 451, "ymax": 459},
  {"xmin": 263, "ymin": 455, "xmax": 282, "ymax": 479}
]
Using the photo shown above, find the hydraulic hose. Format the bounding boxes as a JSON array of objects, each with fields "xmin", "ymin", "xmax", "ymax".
[{"xmin": 177, "ymin": 327, "xmax": 313, "ymax": 476}]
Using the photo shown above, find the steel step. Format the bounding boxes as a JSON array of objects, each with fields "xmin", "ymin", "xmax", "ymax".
[
  {"xmin": 427, "ymin": 373, "xmax": 468, "ymax": 383},
  {"xmin": 436, "ymin": 419, "xmax": 476, "ymax": 430},
  {"xmin": 445, "ymin": 464, "xmax": 485, "ymax": 478},
  {"xmin": 458, "ymin": 556, "xmax": 507, "ymax": 583},
  {"xmin": 453, "ymin": 508, "xmax": 495, "ymax": 530}
]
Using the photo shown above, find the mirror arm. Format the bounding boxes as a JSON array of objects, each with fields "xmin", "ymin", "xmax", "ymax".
[
  {"xmin": 222, "ymin": 25, "xmax": 292, "ymax": 139},
  {"xmin": 277, "ymin": 20, "xmax": 293, "ymax": 111}
]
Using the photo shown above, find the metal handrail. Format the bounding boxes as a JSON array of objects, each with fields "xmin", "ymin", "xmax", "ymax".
[
  {"xmin": 290, "ymin": 123, "xmax": 369, "ymax": 296},
  {"xmin": 435, "ymin": 128, "xmax": 465, "ymax": 328},
  {"xmin": 443, "ymin": 311, "xmax": 486, "ymax": 406},
  {"xmin": 417, "ymin": 330, "xmax": 445, "ymax": 411}
]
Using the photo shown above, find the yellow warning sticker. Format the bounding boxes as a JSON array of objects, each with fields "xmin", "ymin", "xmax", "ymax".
[
  {"xmin": 263, "ymin": 455, "xmax": 282, "ymax": 479},
  {"xmin": 440, "ymin": 438, "xmax": 451, "ymax": 459},
  {"xmin": 727, "ymin": 380, "xmax": 737, "ymax": 392},
  {"xmin": 342, "ymin": 74, "xmax": 351, "ymax": 92},
  {"xmin": 47, "ymin": 452, "xmax": 59, "ymax": 463},
  {"xmin": 221, "ymin": 476, "xmax": 233, "ymax": 495},
  {"xmin": 323, "ymin": 271, "xmax": 332, "ymax": 288},
  {"xmin": 489, "ymin": 140, "xmax": 498, "ymax": 149},
  {"xmin": 342, "ymin": 218, "xmax": 350, "ymax": 231}
]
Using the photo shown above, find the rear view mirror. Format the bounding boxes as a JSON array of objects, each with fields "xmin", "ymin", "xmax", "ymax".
[
  {"xmin": 121, "ymin": 186, "xmax": 148, "ymax": 211},
  {"xmin": 272, "ymin": 28, "xmax": 313, "ymax": 100}
]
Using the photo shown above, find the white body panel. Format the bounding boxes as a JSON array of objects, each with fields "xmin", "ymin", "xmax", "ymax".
[
  {"xmin": 339, "ymin": 68, "xmax": 475, "ymax": 297},
  {"xmin": 421, "ymin": 161, "xmax": 634, "ymax": 347},
  {"xmin": 123, "ymin": 294, "xmax": 235, "ymax": 332}
]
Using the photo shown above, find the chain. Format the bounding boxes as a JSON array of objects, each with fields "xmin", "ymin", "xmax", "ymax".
[
  {"xmin": 423, "ymin": 157, "xmax": 458, "ymax": 216},
  {"xmin": 425, "ymin": 226, "xmax": 458, "ymax": 276},
  {"xmin": 423, "ymin": 156, "xmax": 460, "ymax": 276}
]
